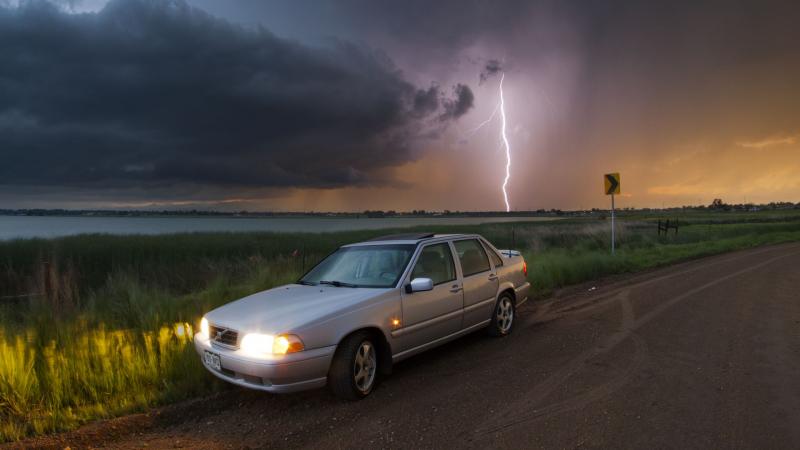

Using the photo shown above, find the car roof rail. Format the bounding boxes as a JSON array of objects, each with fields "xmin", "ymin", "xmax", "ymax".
[{"xmin": 367, "ymin": 232, "xmax": 436, "ymax": 241}]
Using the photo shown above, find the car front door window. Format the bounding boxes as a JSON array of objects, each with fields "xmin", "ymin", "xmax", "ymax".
[{"xmin": 411, "ymin": 243, "xmax": 456, "ymax": 286}]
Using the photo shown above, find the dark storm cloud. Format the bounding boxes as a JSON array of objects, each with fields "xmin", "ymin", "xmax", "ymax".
[
  {"xmin": 440, "ymin": 84, "xmax": 474, "ymax": 121},
  {"xmin": 330, "ymin": 0, "xmax": 800, "ymax": 147},
  {"xmin": 412, "ymin": 85, "xmax": 440, "ymax": 117},
  {"xmin": 478, "ymin": 60, "xmax": 502, "ymax": 84},
  {"xmin": 0, "ymin": 0, "xmax": 473, "ymax": 192}
]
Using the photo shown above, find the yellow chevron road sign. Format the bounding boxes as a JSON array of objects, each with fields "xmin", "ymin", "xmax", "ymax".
[{"xmin": 604, "ymin": 173, "xmax": 620, "ymax": 195}]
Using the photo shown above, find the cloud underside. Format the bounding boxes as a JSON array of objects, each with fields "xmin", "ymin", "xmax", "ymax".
[{"xmin": 0, "ymin": 0, "xmax": 473, "ymax": 193}]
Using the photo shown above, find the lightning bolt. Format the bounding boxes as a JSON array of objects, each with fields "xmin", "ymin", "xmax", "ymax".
[
  {"xmin": 462, "ymin": 71, "xmax": 513, "ymax": 212},
  {"xmin": 499, "ymin": 72, "xmax": 512, "ymax": 212},
  {"xmin": 464, "ymin": 102, "xmax": 500, "ymax": 137}
]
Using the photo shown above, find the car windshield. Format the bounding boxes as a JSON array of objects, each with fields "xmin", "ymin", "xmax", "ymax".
[{"xmin": 299, "ymin": 244, "xmax": 416, "ymax": 288}]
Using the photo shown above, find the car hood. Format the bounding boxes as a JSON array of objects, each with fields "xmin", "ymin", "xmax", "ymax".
[{"xmin": 204, "ymin": 284, "xmax": 389, "ymax": 334}]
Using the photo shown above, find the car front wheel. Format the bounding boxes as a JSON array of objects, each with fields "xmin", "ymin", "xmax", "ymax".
[{"xmin": 328, "ymin": 332, "xmax": 378, "ymax": 400}]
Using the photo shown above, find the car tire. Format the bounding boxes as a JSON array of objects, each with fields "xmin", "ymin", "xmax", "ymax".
[
  {"xmin": 488, "ymin": 293, "xmax": 515, "ymax": 337},
  {"xmin": 328, "ymin": 332, "xmax": 379, "ymax": 400}
]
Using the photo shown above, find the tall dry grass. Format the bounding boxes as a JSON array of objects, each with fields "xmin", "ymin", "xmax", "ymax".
[
  {"xmin": 0, "ymin": 321, "xmax": 207, "ymax": 439},
  {"xmin": 0, "ymin": 254, "xmax": 303, "ymax": 441}
]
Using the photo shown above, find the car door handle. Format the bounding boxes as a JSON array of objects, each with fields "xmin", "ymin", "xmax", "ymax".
[
  {"xmin": 450, "ymin": 284, "xmax": 462, "ymax": 293},
  {"xmin": 488, "ymin": 274, "xmax": 498, "ymax": 281}
]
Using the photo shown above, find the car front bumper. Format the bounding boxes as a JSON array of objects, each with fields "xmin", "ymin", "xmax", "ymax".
[{"xmin": 194, "ymin": 335, "xmax": 336, "ymax": 393}]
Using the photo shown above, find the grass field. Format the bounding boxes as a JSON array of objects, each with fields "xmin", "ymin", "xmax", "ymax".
[{"xmin": 1, "ymin": 211, "xmax": 799, "ymax": 441}]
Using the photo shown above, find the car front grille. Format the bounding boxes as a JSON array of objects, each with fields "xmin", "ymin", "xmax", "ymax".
[{"xmin": 209, "ymin": 325, "xmax": 239, "ymax": 348}]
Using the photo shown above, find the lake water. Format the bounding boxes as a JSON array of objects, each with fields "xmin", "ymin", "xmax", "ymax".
[{"xmin": 0, "ymin": 215, "xmax": 559, "ymax": 240}]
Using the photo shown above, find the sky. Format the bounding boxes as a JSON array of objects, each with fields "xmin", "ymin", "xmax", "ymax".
[{"xmin": 1, "ymin": 0, "xmax": 799, "ymax": 211}]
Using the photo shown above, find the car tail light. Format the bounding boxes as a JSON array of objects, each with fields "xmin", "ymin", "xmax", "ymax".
[{"xmin": 523, "ymin": 261, "xmax": 528, "ymax": 276}]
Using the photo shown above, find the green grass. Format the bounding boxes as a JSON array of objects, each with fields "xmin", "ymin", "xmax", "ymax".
[
  {"xmin": 526, "ymin": 225, "xmax": 800, "ymax": 292},
  {"xmin": 0, "ymin": 211, "xmax": 799, "ymax": 441}
]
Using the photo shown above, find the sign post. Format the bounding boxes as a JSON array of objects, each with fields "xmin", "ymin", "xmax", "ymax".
[{"xmin": 604, "ymin": 173, "xmax": 621, "ymax": 254}]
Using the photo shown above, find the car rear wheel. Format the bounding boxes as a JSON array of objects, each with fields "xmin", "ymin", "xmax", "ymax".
[
  {"xmin": 328, "ymin": 332, "xmax": 378, "ymax": 400},
  {"xmin": 488, "ymin": 293, "xmax": 515, "ymax": 337}
]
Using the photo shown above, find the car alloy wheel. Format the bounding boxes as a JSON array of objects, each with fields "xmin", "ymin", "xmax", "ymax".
[
  {"xmin": 496, "ymin": 296, "xmax": 514, "ymax": 333},
  {"xmin": 329, "ymin": 331, "xmax": 382, "ymax": 400},
  {"xmin": 353, "ymin": 340, "xmax": 377, "ymax": 394},
  {"xmin": 487, "ymin": 293, "xmax": 516, "ymax": 337}
]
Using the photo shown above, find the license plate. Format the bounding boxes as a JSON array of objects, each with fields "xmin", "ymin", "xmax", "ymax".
[{"xmin": 204, "ymin": 350, "xmax": 221, "ymax": 371}]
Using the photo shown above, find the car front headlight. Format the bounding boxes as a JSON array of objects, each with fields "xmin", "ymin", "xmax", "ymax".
[
  {"xmin": 240, "ymin": 333, "xmax": 304, "ymax": 356},
  {"xmin": 200, "ymin": 317, "xmax": 209, "ymax": 338}
]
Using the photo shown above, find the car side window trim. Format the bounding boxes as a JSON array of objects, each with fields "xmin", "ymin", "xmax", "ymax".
[
  {"xmin": 448, "ymin": 241, "xmax": 463, "ymax": 280},
  {"xmin": 481, "ymin": 239, "xmax": 504, "ymax": 268},
  {"xmin": 398, "ymin": 242, "xmax": 424, "ymax": 289}
]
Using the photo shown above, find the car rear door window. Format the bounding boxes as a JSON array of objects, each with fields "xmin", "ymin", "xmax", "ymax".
[
  {"xmin": 454, "ymin": 239, "xmax": 491, "ymax": 277},
  {"xmin": 411, "ymin": 243, "xmax": 456, "ymax": 286}
]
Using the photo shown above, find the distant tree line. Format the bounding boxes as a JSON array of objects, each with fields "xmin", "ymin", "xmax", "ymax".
[{"xmin": 1, "ymin": 200, "xmax": 798, "ymax": 218}]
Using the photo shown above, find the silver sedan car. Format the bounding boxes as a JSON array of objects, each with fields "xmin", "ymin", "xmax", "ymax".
[{"xmin": 195, "ymin": 232, "xmax": 531, "ymax": 399}]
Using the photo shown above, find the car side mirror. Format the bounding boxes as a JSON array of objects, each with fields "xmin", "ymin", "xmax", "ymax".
[{"xmin": 406, "ymin": 277, "xmax": 434, "ymax": 293}]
